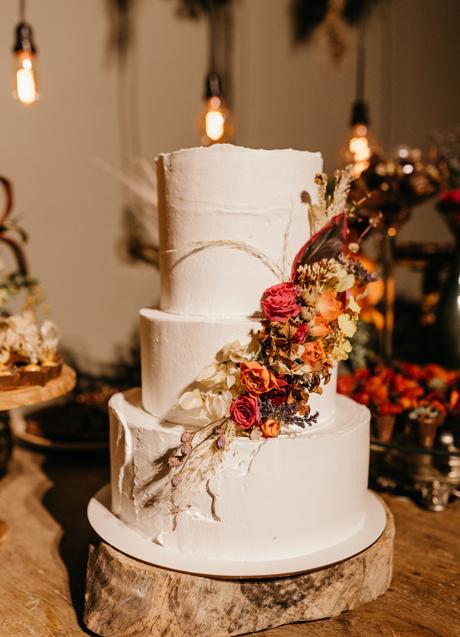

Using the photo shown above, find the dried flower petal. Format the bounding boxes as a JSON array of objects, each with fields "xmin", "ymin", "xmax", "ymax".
[{"xmin": 216, "ymin": 436, "xmax": 226, "ymax": 449}]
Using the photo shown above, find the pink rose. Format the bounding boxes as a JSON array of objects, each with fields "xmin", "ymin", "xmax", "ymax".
[
  {"xmin": 230, "ymin": 395, "xmax": 260, "ymax": 429},
  {"xmin": 261, "ymin": 282, "xmax": 300, "ymax": 322},
  {"xmin": 292, "ymin": 323, "xmax": 308, "ymax": 344}
]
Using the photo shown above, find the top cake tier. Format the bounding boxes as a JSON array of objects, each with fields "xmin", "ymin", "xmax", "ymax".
[{"xmin": 157, "ymin": 144, "xmax": 322, "ymax": 317}]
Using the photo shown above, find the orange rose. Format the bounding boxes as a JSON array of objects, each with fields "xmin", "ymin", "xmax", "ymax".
[
  {"xmin": 317, "ymin": 291, "xmax": 342, "ymax": 322},
  {"xmin": 240, "ymin": 361, "xmax": 278, "ymax": 395},
  {"xmin": 261, "ymin": 418, "xmax": 281, "ymax": 438},
  {"xmin": 302, "ymin": 341, "xmax": 325, "ymax": 366},
  {"xmin": 309, "ymin": 315, "xmax": 331, "ymax": 337}
]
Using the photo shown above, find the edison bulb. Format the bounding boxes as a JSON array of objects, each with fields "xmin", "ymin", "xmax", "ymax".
[
  {"xmin": 198, "ymin": 96, "xmax": 233, "ymax": 146},
  {"xmin": 13, "ymin": 51, "xmax": 39, "ymax": 105},
  {"xmin": 339, "ymin": 123, "xmax": 383, "ymax": 178}
]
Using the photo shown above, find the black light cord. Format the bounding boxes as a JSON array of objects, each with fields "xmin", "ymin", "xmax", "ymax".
[
  {"xmin": 355, "ymin": 19, "xmax": 366, "ymax": 102},
  {"xmin": 208, "ymin": 0, "xmax": 218, "ymax": 73},
  {"xmin": 19, "ymin": 0, "xmax": 26, "ymax": 23},
  {"xmin": 350, "ymin": 12, "xmax": 369, "ymax": 127}
]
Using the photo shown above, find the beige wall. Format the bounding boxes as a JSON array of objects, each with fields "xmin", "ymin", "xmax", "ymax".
[{"xmin": 0, "ymin": 0, "xmax": 458, "ymax": 367}]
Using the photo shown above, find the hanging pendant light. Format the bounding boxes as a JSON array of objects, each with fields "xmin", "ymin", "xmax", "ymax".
[
  {"xmin": 197, "ymin": 1, "xmax": 234, "ymax": 145},
  {"xmin": 339, "ymin": 21, "xmax": 382, "ymax": 177},
  {"xmin": 198, "ymin": 71, "xmax": 233, "ymax": 145},
  {"xmin": 12, "ymin": 0, "xmax": 39, "ymax": 106}
]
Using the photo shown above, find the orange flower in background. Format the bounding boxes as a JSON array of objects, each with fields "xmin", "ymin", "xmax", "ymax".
[
  {"xmin": 302, "ymin": 341, "xmax": 325, "ymax": 366},
  {"xmin": 365, "ymin": 376, "xmax": 389, "ymax": 404},
  {"xmin": 351, "ymin": 254, "xmax": 387, "ymax": 331},
  {"xmin": 240, "ymin": 361, "xmax": 277, "ymax": 395},
  {"xmin": 337, "ymin": 374, "xmax": 355, "ymax": 396},
  {"xmin": 336, "ymin": 364, "xmax": 459, "ymax": 419},
  {"xmin": 392, "ymin": 373, "xmax": 424, "ymax": 410},
  {"xmin": 450, "ymin": 389, "xmax": 460, "ymax": 413},
  {"xmin": 317, "ymin": 291, "xmax": 342, "ymax": 322},
  {"xmin": 261, "ymin": 418, "xmax": 281, "ymax": 438},
  {"xmin": 423, "ymin": 364, "xmax": 455, "ymax": 387}
]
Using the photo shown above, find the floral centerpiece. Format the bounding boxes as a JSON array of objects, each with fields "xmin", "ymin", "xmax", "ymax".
[
  {"xmin": 163, "ymin": 168, "xmax": 376, "ymax": 491},
  {"xmin": 338, "ymin": 363, "xmax": 458, "ymax": 449}
]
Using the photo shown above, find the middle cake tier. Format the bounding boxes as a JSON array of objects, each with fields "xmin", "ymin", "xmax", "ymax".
[{"xmin": 140, "ymin": 308, "xmax": 337, "ymax": 428}]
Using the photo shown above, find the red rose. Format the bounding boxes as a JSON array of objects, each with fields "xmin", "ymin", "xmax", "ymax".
[
  {"xmin": 261, "ymin": 282, "xmax": 300, "ymax": 322},
  {"xmin": 230, "ymin": 395, "xmax": 260, "ymax": 429},
  {"xmin": 292, "ymin": 323, "xmax": 308, "ymax": 344},
  {"xmin": 268, "ymin": 377, "xmax": 289, "ymax": 405}
]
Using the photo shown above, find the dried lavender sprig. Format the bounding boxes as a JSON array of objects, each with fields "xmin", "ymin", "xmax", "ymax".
[
  {"xmin": 337, "ymin": 253, "xmax": 377, "ymax": 285},
  {"xmin": 260, "ymin": 398, "xmax": 319, "ymax": 428}
]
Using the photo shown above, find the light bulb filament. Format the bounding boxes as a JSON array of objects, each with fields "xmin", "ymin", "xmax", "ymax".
[
  {"xmin": 347, "ymin": 125, "xmax": 372, "ymax": 177},
  {"xmin": 205, "ymin": 109, "xmax": 225, "ymax": 141},
  {"xmin": 349, "ymin": 136, "xmax": 370, "ymax": 162},
  {"xmin": 14, "ymin": 53, "xmax": 38, "ymax": 105},
  {"xmin": 198, "ymin": 93, "xmax": 233, "ymax": 146}
]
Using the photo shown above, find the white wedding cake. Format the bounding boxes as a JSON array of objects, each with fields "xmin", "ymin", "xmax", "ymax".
[{"xmin": 109, "ymin": 144, "xmax": 370, "ymax": 563}]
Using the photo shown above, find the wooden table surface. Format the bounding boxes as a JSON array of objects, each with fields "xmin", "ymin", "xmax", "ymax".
[{"xmin": 0, "ymin": 445, "xmax": 459, "ymax": 637}]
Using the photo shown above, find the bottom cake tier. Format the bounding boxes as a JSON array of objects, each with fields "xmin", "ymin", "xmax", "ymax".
[{"xmin": 110, "ymin": 389, "xmax": 370, "ymax": 562}]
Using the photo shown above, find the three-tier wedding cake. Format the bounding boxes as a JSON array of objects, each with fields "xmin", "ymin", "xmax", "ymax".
[{"xmin": 109, "ymin": 144, "xmax": 371, "ymax": 564}]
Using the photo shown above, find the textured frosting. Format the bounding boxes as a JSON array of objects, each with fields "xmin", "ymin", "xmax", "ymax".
[
  {"xmin": 157, "ymin": 145, "xmax": 323, "ymax": 317},
  {"xmin": 110, "ymin": 390, "xmax": 370, "ymax": 562},
  {"xmin": 140, "ymin": 308, "xmax": 337, "ymax": 428},
  {"xmin": 140, "ymin": 308, "xmax": 257, "ymax": 425}
]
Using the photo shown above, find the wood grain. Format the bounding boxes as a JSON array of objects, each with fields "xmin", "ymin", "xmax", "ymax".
[
  {"xmin": 0, "ymin": 446, "xmax": 458, "ymax": 637},
  {"xmin": 84, "ymin": 504, "xmax": 393, "ymax": 636},
  {"xmin": 0, "ymin": 365, "xmax": 76, "ymax": 412}
]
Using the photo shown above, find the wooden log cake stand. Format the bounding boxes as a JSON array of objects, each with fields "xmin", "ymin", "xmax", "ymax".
[{"xmin": 84, "ymin": 499, "xmax": 394, "ymax": 637}]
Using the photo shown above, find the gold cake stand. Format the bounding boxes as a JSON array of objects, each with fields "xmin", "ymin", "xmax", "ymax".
[{"xmin": 0, "ymin": 365, "xmax": 77, "ymax": 542}]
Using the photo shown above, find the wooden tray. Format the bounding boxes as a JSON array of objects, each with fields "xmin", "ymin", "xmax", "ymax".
[{"xmin": 0, "ymin": 365, "xmax": 76, "ymax": 412}]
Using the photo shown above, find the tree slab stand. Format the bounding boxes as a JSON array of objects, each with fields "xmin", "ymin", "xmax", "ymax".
[{"xmin": 84, "ymin": 501, "xmax": 394, "ymax": 637}]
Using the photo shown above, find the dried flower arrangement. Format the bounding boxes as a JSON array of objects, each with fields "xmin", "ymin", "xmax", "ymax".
[{"xmin": 163, "ymin": 168, "xmax": 377, "ymax": 494}]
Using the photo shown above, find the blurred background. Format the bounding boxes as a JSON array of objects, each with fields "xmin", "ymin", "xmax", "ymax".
[{"xmin": 0, "ymin": 0, "xmax": 458, "ymax": 369}]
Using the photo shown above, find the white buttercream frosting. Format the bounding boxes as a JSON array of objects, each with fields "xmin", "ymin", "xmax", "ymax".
[
  {"xmin": 157, "ymin": 144, "xmax": 322, "ymax": 317},
  {"xmin": 110, "ymin": 390, "xmax": 370, "ymax": 562},
  {"xmin": 112, "ymin": 144, "xmax": 371, "ymax": 564},
  {"xmin": 140, "ymin": 308, "xmax": 257, "ymax": 425}
]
